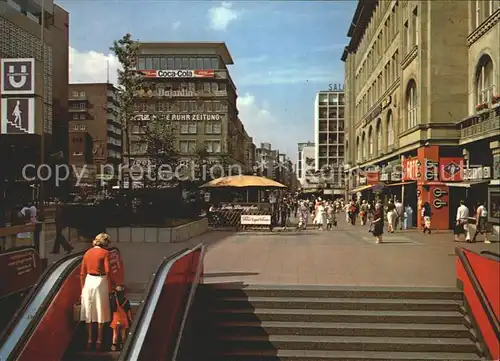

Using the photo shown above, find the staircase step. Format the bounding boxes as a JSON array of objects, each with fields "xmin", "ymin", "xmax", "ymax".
[
  {"xmin": 213, "ymin": 297, "xmax": 461, "ymax": 311},
  {"xmin": 67, "ymin": 351, "xmax": 120, "ymax": 361},
  {"xmin": 214, "ymin": 349, "xmax": 483, "ymax": 361},
  {"xmin": 215, "ymin": 321, "xmax": 474, "ymax": 339},
  {"xmin": 215, "ymin": 335, "xmax": 479, "ymax": 353},
  {"xmin": 203, "ymin": 284, "xmax": 463, "ymax": 300},
  {"xmin": 212, "ymin": 309, "xmax": 466, "ymax": 324}
]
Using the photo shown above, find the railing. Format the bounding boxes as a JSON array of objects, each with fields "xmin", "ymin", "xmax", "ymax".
[
  {"xmin": 120, "ymin": 243, "xmax": 205, "ymax": 361},
  {"xmin": 455, "ymin": 247, "xmax": 499, "ymax": 360}
]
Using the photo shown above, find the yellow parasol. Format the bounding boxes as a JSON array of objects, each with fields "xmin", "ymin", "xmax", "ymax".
[{"xmin": 199, "ymin": 175, "xmax": 286, "ymax": 188}]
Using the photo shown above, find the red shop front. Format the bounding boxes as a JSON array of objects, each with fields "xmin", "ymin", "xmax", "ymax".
[{"xmin": 403, "ymin": 145, "xmax": 464, "ymax": 230}]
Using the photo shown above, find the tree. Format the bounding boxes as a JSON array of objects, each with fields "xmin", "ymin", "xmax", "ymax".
[
  {"xmin": 142, "ymin": 115, "xmax": 178, "ymax": 187},
  {"xmin": 193, "ymin": 143, "xmax": 210, "ymax": 182},
  {"xmin": 110, "ymin": 33, "xmax": 142, "ymax": 169}
]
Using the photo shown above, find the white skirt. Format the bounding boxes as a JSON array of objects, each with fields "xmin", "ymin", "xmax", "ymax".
[{"xmin": 80, "ymin": 274, "xmax": 111, "ymax": 323}]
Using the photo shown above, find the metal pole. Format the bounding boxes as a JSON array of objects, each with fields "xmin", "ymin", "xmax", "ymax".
[{"xmin": 39, "ymin": 0, "xmax": 45, "ymax": 221}]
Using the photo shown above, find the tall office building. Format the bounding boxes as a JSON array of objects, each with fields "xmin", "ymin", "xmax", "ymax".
[
  {"xmin": 0, "ymin": 0, "xmax": 69, "ymax": 201},
  {"xmin": 68, "ymin": 83, "xmax": 122, "ymax": 185},
  {"xmin": 313, "ymin": 90, "xmax": 346, "ymax": 190},
  {"xmin": 130, "ymin": 42, "xmax": 254, "ymax": 176}
]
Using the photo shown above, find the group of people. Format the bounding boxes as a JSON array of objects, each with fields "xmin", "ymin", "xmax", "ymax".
[
  {"xmin": 80, "ymin": 233, "xmax": 132, "ymax": 351},
  {"xmin": 297, "ymin": 198, "xmax": 340, "ymax": 230}
]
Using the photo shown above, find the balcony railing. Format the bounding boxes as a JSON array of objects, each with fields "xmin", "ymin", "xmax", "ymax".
[
  {"xmin": 458, "ymin": 106, "xmax": 500, "ymax": 144},
  {"xmin": 69, "ymin": 107, "xmax": 86, "ymax": 112}
]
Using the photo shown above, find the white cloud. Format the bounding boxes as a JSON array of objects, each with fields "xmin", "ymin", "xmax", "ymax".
[
  {"xmin": 208, "ymin": 2, "xmax": 242, "ymax": 31},
  {"xmin": 237, "ymin": 93, "xmax": 296, "ymax": 156},
  {"xmin": 69, "ymin": 47, "xmax": 121, "ymax": 84},
  {"xmin": 172, "ymin": 21, "xmax": 181, "ymax": 31}
]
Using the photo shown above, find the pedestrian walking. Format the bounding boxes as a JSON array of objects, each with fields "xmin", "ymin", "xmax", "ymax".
[
  {"xmin": 370, "ymin": 202, "xmax": 384, "ymax": 244},
  {"xmin": 421, "ymin": 202, "xmax": 432, "ymax": 234},
  {"xmin": 471, "ymin": 201, "xmax": 490, "ymax": 243},
  {"xmin": 454, "ymin": 200, "xmax": 471, "ymax": 242}
]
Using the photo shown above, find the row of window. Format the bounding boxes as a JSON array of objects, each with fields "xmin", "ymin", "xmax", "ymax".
[
  {"xmin": 152, "ymin": 82, "xmax": 227, "ymax": 92},
  {"xmin": 137, "ymin": 57, "xmax": 220, "ymax": 71},
  {"xmin": 108, "ymin": 137, "xmax": 122, "ymax": 146},
  {"xmin": 318, "ymin": 93, "xmax": 345, "ymax": 105},
  {"xmin": 71, "ymin": 91, "xmax": 86, "ymax": 98},
  {"xmin": 356, "ymin": 50, "xmax": 399, "ymax": 121},
  {"xmin": 130, "ymin": 140, "xmax": 222, "ymax": 154},
  {"xmin": 318, "ymin": 108, "xmax": 345, "ymax": 119},
  {"xmin": 474, "ymin": 0, "xmax": 499, "ymax": 30},
  {"xmin": 354, "ymin": 110, "xmax": 395, "ymax": 163},
  {"xmin": 134, "ymin": 100, "xmax": 229, "ymax": 113},
  {"xmin": 71, "ymin": 102, "xmax": 86, "ymax": 110},
  {"xmin": 131, "ymin": 121, "xmax": 222, "ymax": 135},
  {"xmin": 72, "ymin": 114, "xmax": 86, "ymax": 120},
  {"xmin": 317, "ymin": 133, "xmax": 346, "ymax": 144}
]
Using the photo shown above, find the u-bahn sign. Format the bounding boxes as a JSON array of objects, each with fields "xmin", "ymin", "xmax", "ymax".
[
  {"xmin": 433, "ymin": 188, "xmax": 448, "ymax": 198},
  {"xmin": 433, "ymin": 199, "xmax": 448, "ymax": 209}
]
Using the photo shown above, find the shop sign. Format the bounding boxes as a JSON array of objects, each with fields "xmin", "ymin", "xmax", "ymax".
[
  {"xmin": 166, "ymin": 114, "xmax": 221, "ymax": 121},
  {"xmin": 402, "ymin": 158, "xmax": 421, "ymax": 181},
  {"xmin": 424, "ymin": 159, "xmax": 439, "ymax": 181},
  {"xmin": 241, "ymin": 215, "xmax": 271, "ymax": 225},
  {"xmin": 433, "ymin": 198, "xmax": 448, "ymax": 209},
  {"xmin": 463, "ymin": 166, "xmax": 491, "ymax": 180},
  {"xmin": 0, "ymin": 247, "xmax": 42, "ymax": 298},
  {"xmin": 382, "ymin": 95, "xmax": 391, "ymax": 109},
  {"xmin": 328, "ymin": 83, "xmax": 344, "ymax": 91},
  {"xmin": 141, "ymin": 69, "xmax": 215, "ymax": 79},
  {"xmin": 493, "ymin": 155, "xmax": 500, "ymax": 180},
  {"xmin": 391, "ymin": 171, "xmax": 402, "ymax": 181},
  {"xmin": 439, "ymin": 157, "xmax": 464, "ymax": 182},
  {"xmin": 359, "ymin": 177, "xmax": 367, "ymax": 185},
  {"xmin": 380, "ymin": 173, "xmax": 389, "ymax": 182},
  {"xmin": 364, "ymin": 171, "xmax": 380, "ymax": 185}
]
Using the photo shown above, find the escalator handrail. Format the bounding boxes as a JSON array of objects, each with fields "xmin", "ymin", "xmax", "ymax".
[
  {"xmin": 480, "ymin": 250, "xmax": 500, "ymax": 261},
  {"xmin": 0, "ymin": 250, "xmax": 84, "ymax": 345},
  {"xmin": 0, "ymin": 252, "xmax": 85, "ymax": 360},
  {"xmin": 117, "ymin": 247, "xmax": 190, "ymax": 361},
  {"xmin": 172, "ymin": 244, "xmax": 206, "ymax": 361},
  {"xmin": 120, "ymin": 243, "xmax": 205, "ymax": 361}
]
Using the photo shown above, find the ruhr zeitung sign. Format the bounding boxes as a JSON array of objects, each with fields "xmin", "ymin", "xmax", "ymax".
[
  {"xmin": 141, "ymin": 69, "xmax": 215, "ymax": 79},
  {"xmin": 134, "ymin": 113, "xmax": 222, "ymax": 121}
]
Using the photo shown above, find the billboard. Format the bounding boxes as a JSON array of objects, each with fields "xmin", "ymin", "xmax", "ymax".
[
  {"xmin": 1, "ymin": 58, "xmax": 35, "ymax": 95},
  {"xmin": 1, "ymin": 98, "xmax": 35, "ymax": 134},
  {"xmin": 141, "ymin": 69, "xmax": 215, "ymax": 79}
]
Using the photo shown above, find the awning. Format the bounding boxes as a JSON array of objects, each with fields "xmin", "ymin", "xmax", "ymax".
[
  {"xmin": 350, "ymin": 184, "xmax": 373, "ymax": 193},
  {"xmin": 385, "ymin": 181, "xmax": 416, "ymax": 187},
  {"xmin": 445, "ymin": 180, "xmax": 490, "ymax": 188}
]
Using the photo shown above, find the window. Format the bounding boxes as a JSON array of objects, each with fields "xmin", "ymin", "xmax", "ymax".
[
  {"xmin": 361, "ymin": 133, "xmax": 366, "ymax": 160},
  {"xmin": 138, "ymin": 57, "xmax": 146, "ymax": 69},
  {"xmin": 167, "ymin": 57, "xmax": 174, "ymax": 69},
  {"xmin": 406, "ymin": 80, "xmax": 417, "ymax": 129},
  {"xmin": 152, "ymin": 57, "xmax": 160, "ymax": 70},
  {"xmin": 475, "ymin": 54, "xmax": 495, "ymax": 107},
  {"xmin": 203, "ymin": 58, "xmax": 211, "ymax": 69},
  {"xmin": 205, "ymin": 122, "xmax": 221, "ymax": 134},
  {"xmin": 160, "ymin": 57, "xmax": 168, "ymax": 69},
  {"xmin": 181, "ymin": 58, "xmax": 189, "ymax": 69},
  {"xmin": 476, "ymin": 0, "xmax": 481, "ymax": 27},
  {"xmin": 71, "ymin": 91, "xmax": 79, "ymax": 98},
  {"xmin": 205, "ymin": 140, "xmax": 221, "ymax": 153},
  {"xmin": 412, "ymin": 7, "xmax": 418, "ymax": 47},
  {"xmin": 404, "ymin": 20, "xmax": 410, "ymax": 54},
  {"xmin": 180, "ymin": 140, "xmax": 197, "ymax": 153},
  {"xmin": 145, "ymin": 57, "xmax": 152, "ymax": 69},
  {"xmin": 368, "ymin": 126, "xmax": 374, "ymax": 156},
  {"xmin": 211, "ymin": 58, "xmax": 219, "ymax": 69},
  {"xmin": 387, "ymin": 110, "xmax": 394, "ymax": 148},
  {"xmin": 188, "ymin": 122, "xmax": 197, "ymax": 133},
  {"xmin": 196, "ymin": 58, "xmax": 203, "ymax": 69},
  {"xmin": 73, "ymin": 114, "xmax": 79, "ymax": 120},
  {"xmin": 376, "ymin": 120, "xmax": 382, "ymax": 154}
]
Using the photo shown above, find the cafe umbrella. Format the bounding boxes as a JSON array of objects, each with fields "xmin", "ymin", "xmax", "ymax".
[{"xmin": 199, "ymin": 175, "xmax": 286, "ymax": 202}]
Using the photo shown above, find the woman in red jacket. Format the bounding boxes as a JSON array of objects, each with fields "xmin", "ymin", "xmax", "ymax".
[{"xmin": 80, "ymin": 233, "xmax": 115, "ymax": 350}]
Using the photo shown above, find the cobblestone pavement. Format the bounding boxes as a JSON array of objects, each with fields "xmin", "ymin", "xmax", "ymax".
[{"xmin": 202, "ymin": 217, "xmax": 499, "ymax": 287}]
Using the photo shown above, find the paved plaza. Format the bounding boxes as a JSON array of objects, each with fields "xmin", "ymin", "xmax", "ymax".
[{"xmin": 45, "ymin": 218, "xmax": 499, "ymax": 290}]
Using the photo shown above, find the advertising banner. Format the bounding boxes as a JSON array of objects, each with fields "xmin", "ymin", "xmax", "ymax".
[
  {"xmin": 402, "ymin": 158, "xmax": 421, "ymax": 181},
  {"xmin": 439, "ymin": 157, "xmax": 464, "ymax": 182},
  {"xmin": 364, "ymin": 171, "xmax": 380, "ymax": 185},
  {"xmin": 0, "ymin": 247, "xmax": 42, "ymax": 299},
  {"xmin": 1, "ymin": 58, "xmax": 35, "ymax": 95},
  {"xmin": 1, "ymin": 98, "xmax": 35, "ymax": 134},
  {"xmin": 141, "ymin": 69, "xmax": 215, "ymax": 79},
  {"xmin": 108, "ymin": 249, "xmax": 125, "ymax": 287},
  {"xmin": 240, "ymin": 215, "xmax": 271, "ymax": 225}
]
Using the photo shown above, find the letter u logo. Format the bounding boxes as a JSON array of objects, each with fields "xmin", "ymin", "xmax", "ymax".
[{"xmin": 8, "ymin": 65, "xmax": 28, "ymax": 88}]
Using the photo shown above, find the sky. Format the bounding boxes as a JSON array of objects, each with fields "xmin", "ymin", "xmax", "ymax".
[{"xmin": 59, "ymin": 0, "xmax": 356, "ymax": 160}]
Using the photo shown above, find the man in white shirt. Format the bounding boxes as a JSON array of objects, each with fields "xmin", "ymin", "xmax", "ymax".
[
  {"xmin": 472, "ymin": 201, "xmax": 490, "ymax": 243},
  {"xmin": 395, "ymin": 200, "xmax": 404, "ymax": 230},
  {"xmin": 454, "ymin": 200, "xmax": 471, "ymax": 242}
]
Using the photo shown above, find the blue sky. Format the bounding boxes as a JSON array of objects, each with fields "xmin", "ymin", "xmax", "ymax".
[{"xmin": 60, "ymin": 0, "xmax": 356, "ymax": 159}]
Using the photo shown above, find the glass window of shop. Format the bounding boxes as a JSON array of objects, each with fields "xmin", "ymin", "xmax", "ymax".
[{"xmin": 137, "ymin": 56, "xmax": 220, "ymax": 70}]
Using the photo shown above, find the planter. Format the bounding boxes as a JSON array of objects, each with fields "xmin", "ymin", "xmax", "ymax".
[
  {"xmin": 105, "ymin": 218, "xmax": 208, "ymax": 243},
  {"xmin": 475, "ymin": 103, "xmax": 488, "ymax": 112}
]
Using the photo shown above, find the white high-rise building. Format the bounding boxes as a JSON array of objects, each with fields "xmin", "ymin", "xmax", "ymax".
[{"xmin": 313, "ymin": 89, "xmax": 346, "ymax": 189}]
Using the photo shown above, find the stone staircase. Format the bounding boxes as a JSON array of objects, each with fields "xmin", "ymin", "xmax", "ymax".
[{"xmin": 191, "ymin": 284, "xmax": 484, "ymax": 361}]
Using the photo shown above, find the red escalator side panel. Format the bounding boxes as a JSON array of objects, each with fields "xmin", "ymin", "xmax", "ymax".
[
  {"xmin": 456, "ymin": 257, "xmax": 500, "ymax": 360},
  {"xmin": 464, "ymin": 250, "xmax": 500, "ymax": 320},
  {"xmin": 17, "ymin": 264, "xmax": 81, "ymax": 361},
  {"xmin": 138, "ymin": 249, "xmax": 202, "ymax": 360}
]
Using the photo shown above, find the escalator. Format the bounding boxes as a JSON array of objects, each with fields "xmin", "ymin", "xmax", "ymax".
[{"xmin": 0, "ymin": 244, "xmax": 205, "ymax": 361}]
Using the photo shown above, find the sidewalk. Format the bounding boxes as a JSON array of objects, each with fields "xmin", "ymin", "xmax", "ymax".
[{"xmin": 202, "ymin": 217, "xmax": 499, "ymax": 287}]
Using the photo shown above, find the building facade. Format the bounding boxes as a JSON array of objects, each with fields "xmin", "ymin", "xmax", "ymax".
[
  {"xmin": 314, "ymin": 89, "xmax": 346, "ymax": 192},
  {"xmin": 342, "ymin": 0, "xmax": 499, "ymax": 230},
  {"xmin": 457, "ymin": 1, "xmax": 500, "ymax": 232},
  {"xmin": 68, "ymin": 83, "xmax": 122, "ymax": 184},
  {"xmin": 296, "ymin": 141, "xmax": 314, "ymax": 181},
  {"xmin": 255, "ymin": 142, "xmax": 279, "ymax": 179},
  {"xmin": 297, "ymin": 143, "xmax": 316, "ymax": 189},
  {"xmin": 130, "ymin": 42, "xmax": 252, "ymax": 179},
  {"xmin": 0, "ymin": 0, "xmax": 69, "ymax": 202}
]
